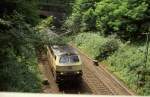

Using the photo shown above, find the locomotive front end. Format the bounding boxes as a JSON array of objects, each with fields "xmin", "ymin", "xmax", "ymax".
[{"xmin": 55, "ymin": 53, "xmax": 83, "ymax": 81}]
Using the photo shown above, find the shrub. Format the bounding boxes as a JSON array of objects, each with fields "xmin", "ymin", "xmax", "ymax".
[
  {"xmin": 81, "ymin": 8, "xmax": 96, "ymax": 31},
  {"xmin": 36, "ymin": 16, "xmax": 53, "ymax": 32},
  {"xmin": 72, "ymin": 32, "xmax": 150, "ymax": 95},
  {"xmin": 95, "ymin": 37, "xmax": 120, "ymax": 61},
  {"xmin": 65, "ymin": 0, "xmax": 150, "ymax": 40},
  {"xmin": 0, "ymin": 13, "xmax": 42, "ymax": 92},
  {"xmin": 73, "ymin": 33, "xmax": 121, "ymax": 60},
  {"xmin": 106, "ymin": 45, "xmax": 150, "ymax": 95}
]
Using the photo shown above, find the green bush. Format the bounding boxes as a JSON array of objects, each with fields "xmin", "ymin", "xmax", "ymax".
[
  {"xmin": 65, "ymin": 0, "xmax": 150, "ymax": 39},
  {"xmin": 64, "ymin": 0, "xmax": 96, "ymax": 33},
  {"xmin": 81, "ymin": 8, "xmax": 96, "ymax": 31},
  {"xmin": 0, "ymin": 14, "xmax": 42, "ymax": 92},
  {"xmin": 73, "ymin": 33, "xmax": 107, "ymax": 58},
  {"xmin": 95, "ymin": 37, "xmax": 120, "ymax": 61},
  {"xmin": 73, "ymin": 33, "xmax": 121, "ymax": 60},
  {"xmin": 0, "ymin": 0, "xmax": 40, "ymax": 25},
  {"xmin": 36, "ymin": 16, "xmax": 53, "ymax": 32},
  {"xmin": 72, "ymin": 32, "xmax": 150, "ymax": 95},
  {"xmin": 106, "ymin": 45, "xmax": 150, "ymax": 95}
]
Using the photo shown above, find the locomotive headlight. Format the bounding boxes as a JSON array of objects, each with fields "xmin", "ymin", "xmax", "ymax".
[
  {"xmin": 77, "ymin": 71, "xmax": 80, "ymax": 74},
  {"xmin": 60, "ymin": 72, "xmax": 64, "ymax": 75}
]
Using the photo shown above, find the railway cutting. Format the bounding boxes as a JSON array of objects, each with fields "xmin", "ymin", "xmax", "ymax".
[
  {"xmin": 37, "ymin": 44, "xmax": 135, "ymax": 95},
  {"xmin": 70, "ymin": 44, "xmax": 135, "ymax": 95}
]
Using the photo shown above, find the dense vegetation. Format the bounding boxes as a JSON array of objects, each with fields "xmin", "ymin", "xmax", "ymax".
[
  {"xmin": 0, "ymin": 0, "xmax": 68, "ymax": 92},
  {"xmin": 72, "ymin": 33, "xmax": 150, "ymax": 95},
  {"xmin": 64, "ymin": 0, "xmax": 150, "ymax": 40},
  {"xmin": 73, "ymin": 33, "xmax": 121, "ymax": 60},
  {"xmin": 0, "ymin": 0, "xmax": 52, "ymax": 92},
  {"xmin": 39, "ymin": 0, "xmax": 75, "ymax": 29},
  {"xmin": 65, "ymin": 0, "xmax": 150, "ymax": 95},
  {"xmin": 0, "ymin": 0, "xmax": 149, "ymax": 95}
]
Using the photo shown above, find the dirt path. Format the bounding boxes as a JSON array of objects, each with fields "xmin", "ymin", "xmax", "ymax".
[{"xmin": 38, "ymin": 52, "xmax": 59, "ymax": 93}]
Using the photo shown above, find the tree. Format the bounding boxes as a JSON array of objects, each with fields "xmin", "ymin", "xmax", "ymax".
[
  {"xmin": 65, "ymin": 0, "xmax": 150, "ymax": 39},
  {"xmin": 0, "ymin": 0, "xmax": 42, "ymax": 92},
  {"xmin": 0, "ymin": 0, "xmax": 39, "ymax": 25}
]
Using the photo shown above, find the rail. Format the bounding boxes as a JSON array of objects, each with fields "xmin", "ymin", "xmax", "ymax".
[{"xmin": 69, "ymin": 43, "xmax": 135, "ymax": 95}]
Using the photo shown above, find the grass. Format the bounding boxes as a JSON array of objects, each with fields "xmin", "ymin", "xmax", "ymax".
[
  {"xmin": 71, "ymin": 32, "xmax": 150, "ymax": 95},
  {"xmin": 73, "ymin": 33, "xmax": 110, "ymax": 58}
]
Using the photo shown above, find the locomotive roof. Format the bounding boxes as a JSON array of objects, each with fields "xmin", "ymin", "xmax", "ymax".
[{"xmin": 50, "ymin": 45, "xmax": 78, "ymax": 56}]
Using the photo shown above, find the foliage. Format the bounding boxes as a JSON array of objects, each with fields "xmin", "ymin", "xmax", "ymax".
[
  {"xmin": 0, "ymin": 0, "xmax": 43, "ymax": 92},
  {"xmin": 65, "ymin": 0, "xmax": 150, "ymax": 39},
  {"xmin": 64, "ymin": 0, "xmax": 96, "ymax": 33},
  {"xmin": 95, "ymin": 37, "xmax": 120, "ymax": 61},
  {"xmin": 106, "ymin": 44, "xmax": 150, "ymax": 95},
  {"xmin": 0, "ymin": 0, "xmax": 40, "ymax": 25},
  {"xmin": 36, "ymin": 16, "xmax": 53, "ymax": 32},
  {"xmin": 72, "ymin": 32, "xmax": 150, "ymax": 95},
  {"xmin": 81, "ymin": 8, "xmax": 96, "ymax": 31},
  {"xmin": 0, "ymin": 13, "xmax": 42, "ymax": 92},
  {"xmin": 73, "ymin": 33, "xmax": 121, "ymax": 59},
  {"xmin": 95, "ymin": 0, "xmax": 149, "ymax": 39},
  {"xmin": 35, "ymin": 16, "xmax": 68, "ymax": 52},
  {"xmin": 39, "ymin": 0, "xmax": 75, "ymax": 30},
  {"xmin": 65, "ymin": 0, "xmax": 150, "ymax": 95},
  {"xmin": 64, "ymin": 0, "xmax": 83, "ymax": 33},
  {"xmin": 0, "ymin": 51, "xmax": 42, "ymax": 92}
]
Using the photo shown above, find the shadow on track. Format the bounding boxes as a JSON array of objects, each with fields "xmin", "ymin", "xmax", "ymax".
[{"xmin": 58, "ymin": 79, "xmax": 84, "ymax": 94}]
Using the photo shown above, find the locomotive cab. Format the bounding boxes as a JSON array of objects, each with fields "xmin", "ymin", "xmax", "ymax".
[{"xmin": 47, "ymin": 45, "xmax": 83, "ymax": 82}]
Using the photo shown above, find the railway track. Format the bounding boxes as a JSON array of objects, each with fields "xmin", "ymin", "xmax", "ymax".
[
  {"xmin": 70, "ymin": 44, "xmax": 135, "ymax": 95},
  {"xmin": 38, "ymin": 51, "xmax": 91, "ymax": 94},
  {"xmin": 83, "ymin": 64, "xmax": 113, "ymax": 95},
  {"xmin": 38, "ymin": 44, "xmax": 135, "ymax": 95},
  {"xmin": 81, "ymin": 52, "xmax": 114, "ymax": 95},
  {"xmin": 58, "ymin": 80, "xmax": 90, "ymax": 94}
]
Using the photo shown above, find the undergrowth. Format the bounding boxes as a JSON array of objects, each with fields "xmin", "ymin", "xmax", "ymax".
[{"xmin": 72, "ymin": 32, "xmax": 150, "ymax": 95}]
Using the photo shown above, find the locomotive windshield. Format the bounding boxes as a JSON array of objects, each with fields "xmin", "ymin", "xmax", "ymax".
[
  {"xmin": 59, "ymin": 54, "xmax": 69, "ymax": 64},
  {"xmin": 59, "ymin": 54, "xmax": 79, "ymax": 64},
  {"xmin": 70, "ymin": 55, "xmax": 79, "ymax": 63}
]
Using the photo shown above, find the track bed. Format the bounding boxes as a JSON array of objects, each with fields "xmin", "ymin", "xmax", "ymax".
[{"xmin": 38, "ymin": 45, "xmax": 135, "ymax": 95}]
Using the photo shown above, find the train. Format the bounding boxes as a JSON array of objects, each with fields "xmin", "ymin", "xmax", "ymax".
[{"xmin": 46, "ymin": 45, "xmax": 83, "ymax": 82}]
